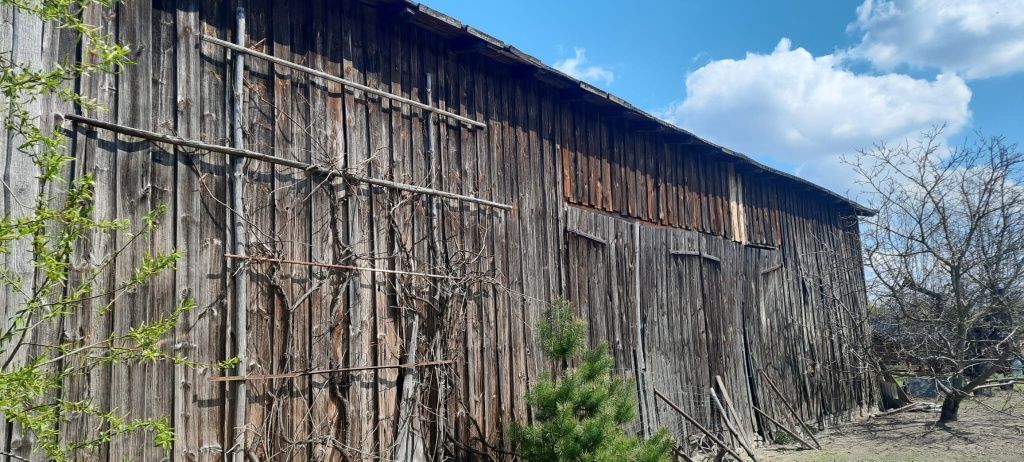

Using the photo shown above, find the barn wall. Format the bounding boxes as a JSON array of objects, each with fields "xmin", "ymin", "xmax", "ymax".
[
  {"xmin": 0, "ymin": 0, "xmax": 874, "ymax": 460},
  {"xmin": 563, "ymin": 127, "xmax": 791, "ymax": 248}
]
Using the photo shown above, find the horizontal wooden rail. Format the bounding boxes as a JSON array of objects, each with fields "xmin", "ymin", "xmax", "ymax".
[
  {"xmin": 225, "ymin": 253, "xmax": 458, "ymax": 280},
  {"xmin": 565, "ymin": 228, "xmax": 607, "ymax": 246},
  {"xmin": 209, "ymin": 359, "xmax": 454, "ymax": 383},
  {"xmin": 64, "ymin": 113, "xmax": 512, "ymax": 210},
  {"xmin": 200, "ymin": 34, "xmax": 487, "ymax": 129}
]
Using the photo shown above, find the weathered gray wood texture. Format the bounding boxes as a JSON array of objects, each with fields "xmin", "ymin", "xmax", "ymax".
[{"xmin": 0, "ymin": 0, "xmax": 874, "ymax": 459}]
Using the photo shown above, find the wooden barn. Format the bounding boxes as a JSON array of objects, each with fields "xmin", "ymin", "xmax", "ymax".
[{"xmin": 1, "ymin": 0, "xmax": 876, "ymax": 460}]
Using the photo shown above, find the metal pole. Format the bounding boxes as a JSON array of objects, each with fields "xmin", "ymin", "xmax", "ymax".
[
  {"xmin": 653, "ymin": 388, "xmax": 744, "ymax": 462},
  {"xmin": 426, "ymin": 73, "xmax": 442, "ymax": 267},
  {"xmin": 711, "ymin": 388, "xmax": 759, "ymax": 461},
  {"xmin": 223, "ymin": 253, "xmax": 459, "ymax": 280},
  {"xmin": 230, "ymin": 7, "xmax": 248, "ymax": 462},
  {"xmin": 751, "ymin": 406, "xmax": 815, "ymax": 450},
  {"xmin": 61, "ymin": 113, "xmax": 513, "ymax": 210},
  {"xmin": 199, "ymin": 34, "xmax": 487, "ymax": 129},
  {"xmin": 208, "ymin": 358, "xmax": 452, "ymax": 383}
]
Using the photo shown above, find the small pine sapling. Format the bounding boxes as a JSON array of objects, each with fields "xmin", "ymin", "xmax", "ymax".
[{"xmin": 510, "ymin": 298, "xmax": 673, "ymax": 461}]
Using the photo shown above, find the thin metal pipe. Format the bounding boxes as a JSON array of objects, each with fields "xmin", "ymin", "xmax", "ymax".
[
  {"xmin": 652, "ymin": 388, "xmax": 744, "ymax": 462},
  {"xmin": 224, "ymin": 253, "xmax": 460, "ymax": 280},
  {"xmin": 230, "ymin": 8, "xmax": 247, "ymax": 462},
  {"xmin": 426, "ymin": 73, "xmax": 443, "ymax": 271},
  {"xmin": 752, "ymin": 405, "xmax": 815, "ymax": 450},
  {"xmin": 711, "ymin": 387, "xmax": 760, "ymax": 462},
  {"xmin": 62, "ymin": 113, "xmax": 512, "ymax": 210},
  {"xmin": 199, "ymin": 34, "xmax": 487, "ymax": 129},
  {"xmin": 208, "ymin": 359, "xmax": 454, "ymax": 383}
]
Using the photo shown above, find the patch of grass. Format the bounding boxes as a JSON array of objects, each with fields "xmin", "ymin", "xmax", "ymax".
[
  {"xmin": 772, "ymin": 431, "xmax": 797, "ymax": 445},
  {"xmin": 776, "ymin": 449, "xmax": 944, "ymax": 462}
]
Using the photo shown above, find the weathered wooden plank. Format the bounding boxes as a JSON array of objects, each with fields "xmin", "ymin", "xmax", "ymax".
[
  {"xmin": 307, "ymin": 0, "xmax": 348, "ymax": 458},
  {"xmin": 30, "ymin": 1, "xmax": 95, "ymax": 459},
  {"xmin": 0, "ymin": 20, "xmax": 15, "ymax": 434},
  {"xmin": 608, "ymin": 121, "xmax": 621, "ymax": 214},
  {"xmin": 266, "ymin": 1, "xmax": 309, "ymax": 456},
  {"xmin": 655, "ymin": 140, "xmax": 667, "ymax": 225},
  {"xmin": 342, "ymin": 1, "xmax": 378, "ymax": 456},
  {"xmin": 568, "ymin": 101, "xmax": 581, "ymax": 205},
  {"xmin": 612, "ymin": 120, "xmax": 627, "ymax": 218},
  {"xmin": 544, "ymin": 87, "xmax": 566, "ymax": 301},
  {"xmin": 407, "ymin": 23, "xmax": 436, "ymax": 456},
  {"xmin": 109, "ymin": 0, "xmax": 157, "ymax": 458},
  {"xmin": 364, "ymin": 7, "xmax": 402, "ymax": 457},
  {"xmin": 484, "ymin": 57, "xmax": 514, "ymax": 455},
  {"xmin": 387, "ymin": 13, "xmax": 422, "ymax": 459},
  {"xmin": 171, "ymin": 0, "xmax": 226, "ymax": 459},
  {"xmin": 600, "ymin": 116, "xmax": 612, "ymax": 211},
  {"xmin": 468, "ymin": 51, "xmax": 500, "ymax": 451},
  {"xmin": 460, "ymin": 69, "xmax": 486, "ymax": 442},
  {"xmin": 148, "ymin": 1, "xmax": 179, "ymax": 459},
  {"xmin": 559, "ymin": 99, "xmax": 574, "ymax": 204},
  {"xmin": 53, "ymin": 0, "xmax": 104, "ymax": 458},
  {"xmin": 504, "ymin": 72, "xmax": 529, "ymax": 438},
  {"xmin": 23, "ymin": 13, "xmax": 81, "ymax": 460},
  {"xmin": 665, "ymin": 146, "xmax": 677, "ymax": 228},
  {"xmin": 523, "ymin": 78, "xmax": 548, "ymax": 388}
]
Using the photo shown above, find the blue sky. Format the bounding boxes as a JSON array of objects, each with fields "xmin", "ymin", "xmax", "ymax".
[{"xmin": 420, "ymin": 0, "xmax": 1024, "ymax": 196}]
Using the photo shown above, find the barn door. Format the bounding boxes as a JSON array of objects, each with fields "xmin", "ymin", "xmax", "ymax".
[
  {"xmin": 640, "ymin": 227, "xmax": 711, "ymax": 443},
  {"xmin": 565, "ymin": 226, "xmax": 613, "ymax": 350},
  {"xmin": 563, "ymin": 206, "xmax": 648, "ymax": 432},
  {"xmin": 564, "ymin": 205, "xmax": 772, "ymax": 445},
  {"xmin": 742, "ymin": 245, "xmax": 786, "ymax": 441},
  {"xmin": 641, "ymin": 228, "xmax": 762, "ymax": 444},
  {"xmin": 563, "ymin": 207, "xmax": 639, "ymax": 365}
]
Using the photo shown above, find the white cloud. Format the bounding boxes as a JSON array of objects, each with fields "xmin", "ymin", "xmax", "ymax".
[
  {"xmin": 849, "ymin": 0, "xmax": 1024, "ymax": 79},
  {"xmin": 553, "ymin": 48, "xmax": 614, "ymax": 86},
  {"xmin": 661, "ymin": 38, "xmax": 972, "ymax": 192}
]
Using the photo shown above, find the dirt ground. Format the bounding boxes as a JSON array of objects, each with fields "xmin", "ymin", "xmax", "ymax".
[{"xmin": 752, "ymin": 392, "xmax": 1024, "ymax": 462}]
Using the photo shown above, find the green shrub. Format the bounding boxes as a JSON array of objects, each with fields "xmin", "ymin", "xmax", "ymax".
[{"xmin": 510, "ymin": 298, "xmax": 673, "ymax": 461}]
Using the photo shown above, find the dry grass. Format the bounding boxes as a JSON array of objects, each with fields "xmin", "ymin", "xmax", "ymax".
[{"xmin": 754, "ymin": 392, "xmax": 1024, "ymax": 462}]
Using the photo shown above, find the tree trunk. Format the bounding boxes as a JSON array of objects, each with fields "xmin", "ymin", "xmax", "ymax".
[
  {"xmin": 880, "ymin": 381, "xmax": 912, "ymax": 410},
  {"xmin": 938, "ymin": 353, "xmax": 1012, "ymax": 423},
  {"xmin": 939, "ymin": 394, "xmax": 962, "ymax": 423}
]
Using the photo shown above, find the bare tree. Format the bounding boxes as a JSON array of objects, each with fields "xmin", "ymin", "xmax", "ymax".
[{"xmin": 848, "ymin": 127, "xmax": 1024, "ymax": 423}]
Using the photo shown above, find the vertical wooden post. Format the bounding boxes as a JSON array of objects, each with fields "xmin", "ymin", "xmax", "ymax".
[
  {"xmin": 395, "ymin": 312, "xmax": 423, "ymax": 461},
  {"xmin": 424, "ymin": 71, "xmax": 447, "ymax": 458},
  {"xmin": 716, "ymin": 375, "xmax": 752, "ymax": 443},
  {"xmin": 632, "ymin": 221, "xmax": 653, "ymax": 437},
  {"xmin": 711, "ymin": 388, "xmax": 759, "ymax": 461},
  {"xmin": 229, "ymin": 7, "xmax": 248, "ymax": 462}
]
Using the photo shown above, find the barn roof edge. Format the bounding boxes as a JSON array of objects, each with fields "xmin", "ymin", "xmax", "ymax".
[{"xmin": 375, "ymin": 0, "xmax": 875, "ymax": 216}]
